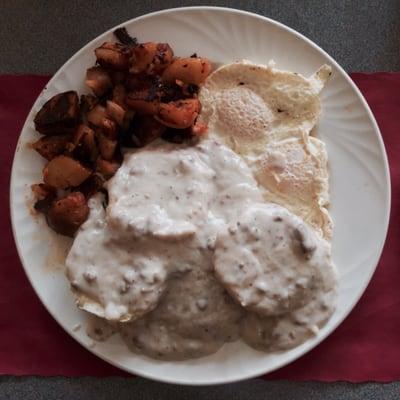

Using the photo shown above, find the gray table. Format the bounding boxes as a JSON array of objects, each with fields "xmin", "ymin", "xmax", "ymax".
[{"xmin": 1, "ymin": 1, "xmax": 399, "ymax": 399}]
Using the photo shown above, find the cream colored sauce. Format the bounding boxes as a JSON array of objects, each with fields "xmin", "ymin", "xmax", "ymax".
[
  {"xmin": 66, "ymin": 138, "xmax": 337, "ymax": 360},
  {"xmin": 214, "ymin": 203, "xmax": 336, "ymax": 317},
  {"xmin": 120, "ymin": 265, "xmax": 242, "ymax": 360},
  {"xmin": 241, "ymin": 285, "xmax": 336, "ymax": 351},
  {"xmin": 65, "ymin": 200, "xmax": 167, "ymax": 322}
]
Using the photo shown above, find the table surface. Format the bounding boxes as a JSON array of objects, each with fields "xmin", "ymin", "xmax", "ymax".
[{"xmin": 1, "ymin": 0, "xmax": 399, "ymax": 398}]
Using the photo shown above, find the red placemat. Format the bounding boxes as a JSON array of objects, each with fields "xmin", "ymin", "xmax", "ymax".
[{"xmin": 0, "ymin": 74, "xmax": 399, "ymax": 381}]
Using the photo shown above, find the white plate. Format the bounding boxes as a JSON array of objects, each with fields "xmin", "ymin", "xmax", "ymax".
[{"xmin": 10, "ymin": 7, "xmax": 390, "ymax": 385}]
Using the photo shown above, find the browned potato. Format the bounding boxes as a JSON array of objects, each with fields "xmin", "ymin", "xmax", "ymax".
[
  {"xmin": 86, "ymin": 106, "xmax": 118, "ymax": 138},
  {"xmin": 155, "ymin": 99, "xmax": 200, "ymax": 129},
  {"xmin": 153, "ymin": 43, "xmax": 174, "ymax": 72},
  {"xmin": 126, "ymin": 88, "xmax": 159, "ymax": 115},
  {"xmin": 191, "ymin": 121, "xmax": 208, "ymax": 136},
  {"xmin": 161, "ymin": 128, "xmax": 192, "ymax": 144},
  {"xmin": 106, "ymin": 100, "xmax": 126, "ymax": 126},
  {"xmin": 73, "ymin": 124, "xmax": 98, "ymax": 161},
  {"xmin": 80, "ymin": 94, "xmax": 98, "ymax": 114},
  {"xmin": 130, "ymin": 43, "xmax": 156, "ymax": 74},
  {"xmin": 31, "ymin": 183, "xmax": 55, "ymax": 200},
  {"xmin": 77, "ymin": 174, "xmax": 105, "ymax": 198},
  {"xmin": 33, "ymin": 196, "xmax": 55, "ymax": 214},
  {"xmin": 128, "ymin": 115, "xmax": 166, "ymax": 147},
  {"xmin": 123, "ymin": 110, "xmax": 135, "ymax": 130},
  {"xmin": 82, "ymin": 128, "xmax": 96, "ymax": 152},
  {"xmin": 34, "ymin": 91, "xmax": 80, "ymax": 135},
  {"xmin": 100, "ymin": 117, "xmax": 118, "ymax": 139},
  {"xmin": 96, "ymin": 158, "xmax": 120, "ymax": 179},
  {"xmin": 112, "ymin": 84, "xmax": 127, "ymax": 107},
  {"xmin": 73, "ymin": 124, "xmax": 93, "ymax": 146},
  {"xmin": 162, "ymin": 57, "xmax": 212, "ymax": 85},
  {"xmin": 125, "ymin": 73, "xmax": 146, "ymax": 91},
  {"xmin": 86, "ymin": 105, "xmax": 108, "ymax": 126},
  {"xmin": 31, "ymin": 134, "xmax": 71, "ymax": 160},
  {"xmin": 108, "ymin": 70, "xmax": 126, "ymax": 85},
  {"xmin": 131, "ymin": 42, "xmax": 173, "ymax": 74},
  {"xmin": 95, "ymin": 42, "xmax": 130, "ymax": 70},
  {"xmin": 85, "ymin": 66, "xmax": 112, "ymax": 97},
  {"xmin": 98, "ymin": 133, "xmax": 117, "ymax": 160},
  {"xmin": 47, "ymin": 192, "xmax": 89, "ymax": 236},
  {"xmin": 82, "ymin": 128, "xmax": 98, "ymax": 161},
  {"xmin": 43, "ymin": 155, "xmax": 91, "ymax": 189}
]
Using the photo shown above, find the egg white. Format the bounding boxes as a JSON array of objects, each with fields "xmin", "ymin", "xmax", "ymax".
[{"xmin": 199, "ymin": 61, "xmax": 332, "ymax": 239}]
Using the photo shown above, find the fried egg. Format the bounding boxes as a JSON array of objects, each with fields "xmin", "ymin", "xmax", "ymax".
[{"xmin": 198, "ymin": 61, "xmax": 332, "ymax": 239}]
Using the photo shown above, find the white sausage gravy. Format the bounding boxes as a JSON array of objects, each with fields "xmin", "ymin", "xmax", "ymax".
[{"xmin": 66, "ymin": 138, "xmax": 337, "ymax": 360}]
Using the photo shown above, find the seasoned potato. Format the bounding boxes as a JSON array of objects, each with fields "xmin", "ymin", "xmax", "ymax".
[
  {"xmin": 126, "ymin": 115, "xmax": 166, "ymax": 147},
  {"xmin": 153, "ymin": 43, "xmax": 174, "ymax": 72},
  {"xmin": 31, "ymin": 134, "xmax": 71, "ymax": 160},
  {"xmin": 130, "ymin": 42, "xmax": 157, "ymax": 74},
  {"xmin": 108, "ymin": 70, "xmax": 126, "ymax": 85},
  {"xmin": 85, "ymin": 67, "xmax": 112, "ymax": 97},
  {"xmin": 126, "ymin": 89, "xmax": 159, "ymax": 115},
  {"xmin": 73, "ymin": 124, "xmax": 93, "ymax": 146},
  {"xmin": 100, "ymin": 117, "xmax": 118, "ymax": 139},
  {"xmin": 98, "ymin": 134, "xmax": 117, "ymax": 160},
  {"xmin": 161, "ymin": 128, "xmax": 192, "ymax": 144},
  {"xmin": 125, "ymin": 73, "xmax": 145, "ymax": 91},
  {"xmin": 155, "ymin": 99, "xmax": 200, "ymax": 129},
  {"xmin": 112, "ymin": 84, "xmax": 127, "ymax": 107},
  {"xmin": 191, "ymin": 121, "xmax": 208, "ymax": 136},
  {"xmin": 47, "ymin": 192, "xmax": 89, "ymax": 236},
  {"xmin": 73, "ymin": 124, "xmax": 98, "ymax": 162},
  {"xmin": 77, "ymin": 174, "xmax": 105, "ymax": 198},
  {"xmin": 106, "ymin": 100, "xmax": 126, "ymax": 126},
  {"xmin": 82, "ymin": 128, "xmax": 97, "ymax": 159},
  {"xmin": 96, "ymin": 158, "xmax": 120, "ymax": 179},
  {"xmin": 43, "ymin": 155, "xmax": 91, "ymax": 189},
  {"xmin": 131, "ymin": 42, "xmax": 173, "ymax": 74},
  {"xmin": 86, "ymin": 105, "xmax": 108, "ymax": 127},
  {"xmin": 34, "ymin": 91, "xmax": 80, "ymax": 135},
  {"xmin": 31, "ymin": 183, "xmax": 55, "ymax": 200},
  {"xmin": 80, "ymin": 94, "xmax": 98, "ymax": 114},
  {"xmin": 162, "ymin": 57, "xmax": 212, "ymax": 85},
  {"xmin": 95, "ymin": 42, "xmax": 130, "ymax": 70}
]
